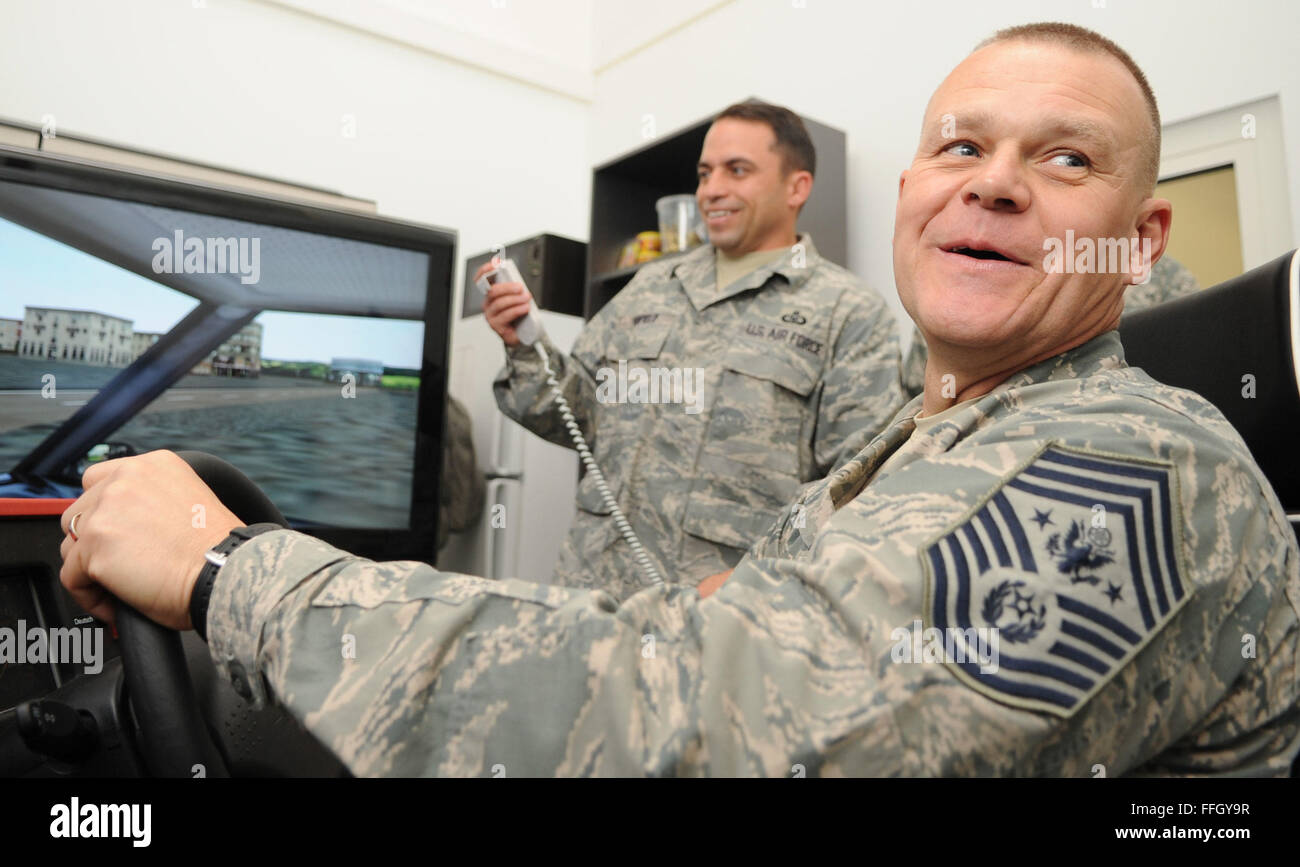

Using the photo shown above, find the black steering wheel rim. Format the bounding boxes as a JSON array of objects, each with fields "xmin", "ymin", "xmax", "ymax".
[{"xmin": 115, "ymin": 450, "xmax": 285, "ymax": 778}]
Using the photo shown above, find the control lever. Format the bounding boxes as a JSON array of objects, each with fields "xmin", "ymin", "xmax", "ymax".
[{"xmin": 15, "ymin": 698, "xmax": 100, "ymax": 764}]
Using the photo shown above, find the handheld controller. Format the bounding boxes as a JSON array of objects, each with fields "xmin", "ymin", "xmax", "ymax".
[
  {"xmin": 481, "ymin": 259, "xmax": 664, "ymax": 588},
  {"xmin": 476, "ymin": 258, "xmax": 540, "ymax": 346}
]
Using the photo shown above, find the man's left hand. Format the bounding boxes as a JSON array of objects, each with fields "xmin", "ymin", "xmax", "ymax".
[{"xmin": 59, "ymin": 450, "xmax": 243, "ymax": 631}]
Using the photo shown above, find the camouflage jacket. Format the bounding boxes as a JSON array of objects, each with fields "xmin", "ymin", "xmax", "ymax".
[
  {"xmin": 437, "ymin": 396, "xmax": 484, "ymax": 550},
  {"xmin": 493, "ymin": 234, "xmax": 903, "ymax": 598},
  {"xmin": 208, "ymin": 329, "xmax": 1300, "ymax": 776},
  {"xmin": 899, "ymin": 255, "xmax": 1203, "ymax": 399}
]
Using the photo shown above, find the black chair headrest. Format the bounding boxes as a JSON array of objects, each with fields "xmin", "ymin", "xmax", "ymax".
[{"xmin": 1119, "ymin": 249, "xmax": 1300, "ymax": 511}]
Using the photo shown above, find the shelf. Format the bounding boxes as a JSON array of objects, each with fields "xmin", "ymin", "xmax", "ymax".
[{"xmin": 590, "ymin": 251, "xmax": 690, "ymax": 286}]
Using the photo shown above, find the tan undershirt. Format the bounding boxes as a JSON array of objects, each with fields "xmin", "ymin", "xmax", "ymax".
[
  {"xmin": 715, "ymin": 246, "xmax": 789, "ymax": 292},
  {"xmin": 912, "ymin": 395, "xmax": 980, "ymax": 429}
]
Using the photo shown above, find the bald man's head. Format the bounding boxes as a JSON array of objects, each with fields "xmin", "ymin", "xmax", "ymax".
[
  {"xmin": 976, "ymin": 22, "xmax": 1161, "ymax": 195},
  {"xmin": 893, "ymin": 22, "xmax": 1174, "ymax": 406}
]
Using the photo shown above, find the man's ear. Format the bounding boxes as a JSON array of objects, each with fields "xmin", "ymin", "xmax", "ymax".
[
  {"xmin": 1131, "ymin": 197, "xmax": 1173, "ymax": 283},
  {"xmin": 787, "ymin": 170, "xmax": 813, "ymax": 211}
]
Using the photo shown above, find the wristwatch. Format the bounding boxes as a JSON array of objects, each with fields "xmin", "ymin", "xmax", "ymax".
[{"xmin": 189, "ymin": 523, "xmax": 283, "ymax": 642}]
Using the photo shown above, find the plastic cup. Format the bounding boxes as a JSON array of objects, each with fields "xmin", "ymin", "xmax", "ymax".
[{"xmin": 656, "ymin": 195, "xmax": 706, "ymax": 254}]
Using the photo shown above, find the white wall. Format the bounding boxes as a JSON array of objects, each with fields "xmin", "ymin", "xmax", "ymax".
[
  {"xmin": 3, "ymin": 0, "xmax": 1297, "ymax": 345},
  {"xmin": 0, "ymin": 0, "xmax": 594, "ymax": 315},
  {"xmin": 591, "ymin": 0, "xmax": 1300, "ymax": 348},
  {"xmin": 592, "ymin": 0, "xmax": 730, "ymax": 70},
  {"xmin": 266, "ymin": 0, "xmax": 594, "ymax": 99}
]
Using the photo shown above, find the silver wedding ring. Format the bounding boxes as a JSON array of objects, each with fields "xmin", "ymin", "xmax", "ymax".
[{"xmin": 68, "ymin": 512, "xmax": 82, "ymax": 541}]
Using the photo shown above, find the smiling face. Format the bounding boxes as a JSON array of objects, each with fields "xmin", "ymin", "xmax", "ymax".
[
  {"xmin": 895, "ymin": 40, "xmax": 1171, "ymax": 378},
  {"xmin": 697, "ymin": 117, "xmax": 811, "ymax": 256}
]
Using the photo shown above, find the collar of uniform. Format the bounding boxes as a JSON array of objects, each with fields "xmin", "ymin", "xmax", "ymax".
[
  {"xmin": 824, "ymin": 410, "xmax": 919, "ymax": 510},
  {"xmin": 672, "ymin": 232, "xmax": 821, "ymax": 312},
  {"xmin": 993, "ymin": 329, "xmax": 1128, "ymax": 395},
  {"xmin": 913, "ymin": 329, "xmax": 1127, "ymax": 417},
  {"xmin": 826, "ymin": 330, "xmax": 1128, "ymax": 508},
  {"xmin": 886, "ymin": 329, "xmax": 1128, "ymax": 451}
]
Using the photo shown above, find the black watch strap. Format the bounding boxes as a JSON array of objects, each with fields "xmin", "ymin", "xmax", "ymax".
[{"xmin": 190, "ymin": 523, "xmax": 283, "ymax": 642}]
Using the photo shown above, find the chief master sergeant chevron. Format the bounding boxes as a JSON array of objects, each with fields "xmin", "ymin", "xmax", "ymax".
[{"xmin": 58, "ymin": 22, "xmax": 1300, "ymax": 776}]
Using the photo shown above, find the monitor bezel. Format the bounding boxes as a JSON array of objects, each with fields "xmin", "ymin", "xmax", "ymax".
[{"xmin": 0, "ymin": 146, "xmax": 456, "ymax": 565}]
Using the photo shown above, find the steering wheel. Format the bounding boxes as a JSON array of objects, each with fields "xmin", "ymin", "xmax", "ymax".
[{"xmin": 115, "ymin": 450, "xmax": 286, "ymax": 778}]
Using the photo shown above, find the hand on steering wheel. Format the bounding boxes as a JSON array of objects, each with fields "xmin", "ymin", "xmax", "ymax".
[
  {"xmin": 59, "ymin": 450, "xmax": 244, "ymax": 630},
  {"xmin": 57, "ymin": 450, "xmax": 286, "ymax": 778}
]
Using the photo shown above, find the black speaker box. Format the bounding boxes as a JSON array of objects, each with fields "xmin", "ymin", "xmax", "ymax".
[{"xmin": 463, "ymin": 233, "xmax": 586, "ymax": 319}]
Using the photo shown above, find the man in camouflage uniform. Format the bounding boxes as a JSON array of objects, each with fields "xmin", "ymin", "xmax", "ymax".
[
  {"xmin": 482, "ymin": 100, "xmax": 902, "ymax": 599},
  {"xmin": 899, "ymin": 254, "xmax": 1202, "ymax": 399},
  {"xmin": 59, "ymin": 24, "xmax": 1300, "ymax": 776}
]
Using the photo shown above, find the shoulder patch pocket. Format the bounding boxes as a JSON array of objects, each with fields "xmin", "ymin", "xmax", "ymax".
[
  {"xmin": 629, "ymin": 323, "xmax": 671, "ymax": 360},
  {"xmin": 605, "ymin": 315, "xmax": 672, "ymax": 363},
  {"xmin": 724, "ymin": 345, "xmax": 818, "ymax": 397},
  {"xmin": 706, "ymin": 343, "xmax": 819, "ymax": 475},
  {"xmin": 682, "ymin": 492, "xmax": 781, "ymax": 552},
  {"xmin": 921, "ymin": 443, "xmax": 1192, "ymax": 718}
]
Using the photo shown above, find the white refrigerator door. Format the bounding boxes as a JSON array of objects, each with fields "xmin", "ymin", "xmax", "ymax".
[{"xmin": 440, "ymin": 310, "xmax": 584, "ymax": 583}]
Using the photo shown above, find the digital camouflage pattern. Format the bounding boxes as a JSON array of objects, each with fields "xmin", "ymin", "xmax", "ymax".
[
  {"xmin": 899, "ymin": 255, "xmax": 1203, "ymax": 398},
  {"xmin": 437, "ymin": 395, "xmax": 484, "ymax": 550},
  {"xmin": 492, "ymin": 234, "xmax": 903, "ymax": 599},
  {"xmin": 207, "ymin": 329, "xmax": 1300, "ymax": 777}
]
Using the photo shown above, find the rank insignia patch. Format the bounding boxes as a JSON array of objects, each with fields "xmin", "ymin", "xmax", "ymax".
[{"xmin": 921, "ymin": 445, "xmax": 1191, "ymax": 717}]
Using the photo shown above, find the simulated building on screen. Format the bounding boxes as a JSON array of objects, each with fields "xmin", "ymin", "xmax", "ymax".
[
  {"xmin": 11, "ymin": 306, "xmax": 263, "ymax": 377},
  {"xmin": 189, "ymin": 321, "xmax": 263, "ymax": 378},
  {"xmin": 15, "ymin": 307, "xmax": 133, "ymax": 365},
  {"xmin": 327, "ymin": 358, "xmax": 384, "ymax": 386},
  {"xmin": 0, "ymin": 317, "xmax": 19, "ymax": 352}
]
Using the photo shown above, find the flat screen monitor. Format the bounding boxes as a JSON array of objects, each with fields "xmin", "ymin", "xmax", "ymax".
[{"xmin": 0, "ymin": 149, "xmax": 455, "ymax": 563}]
